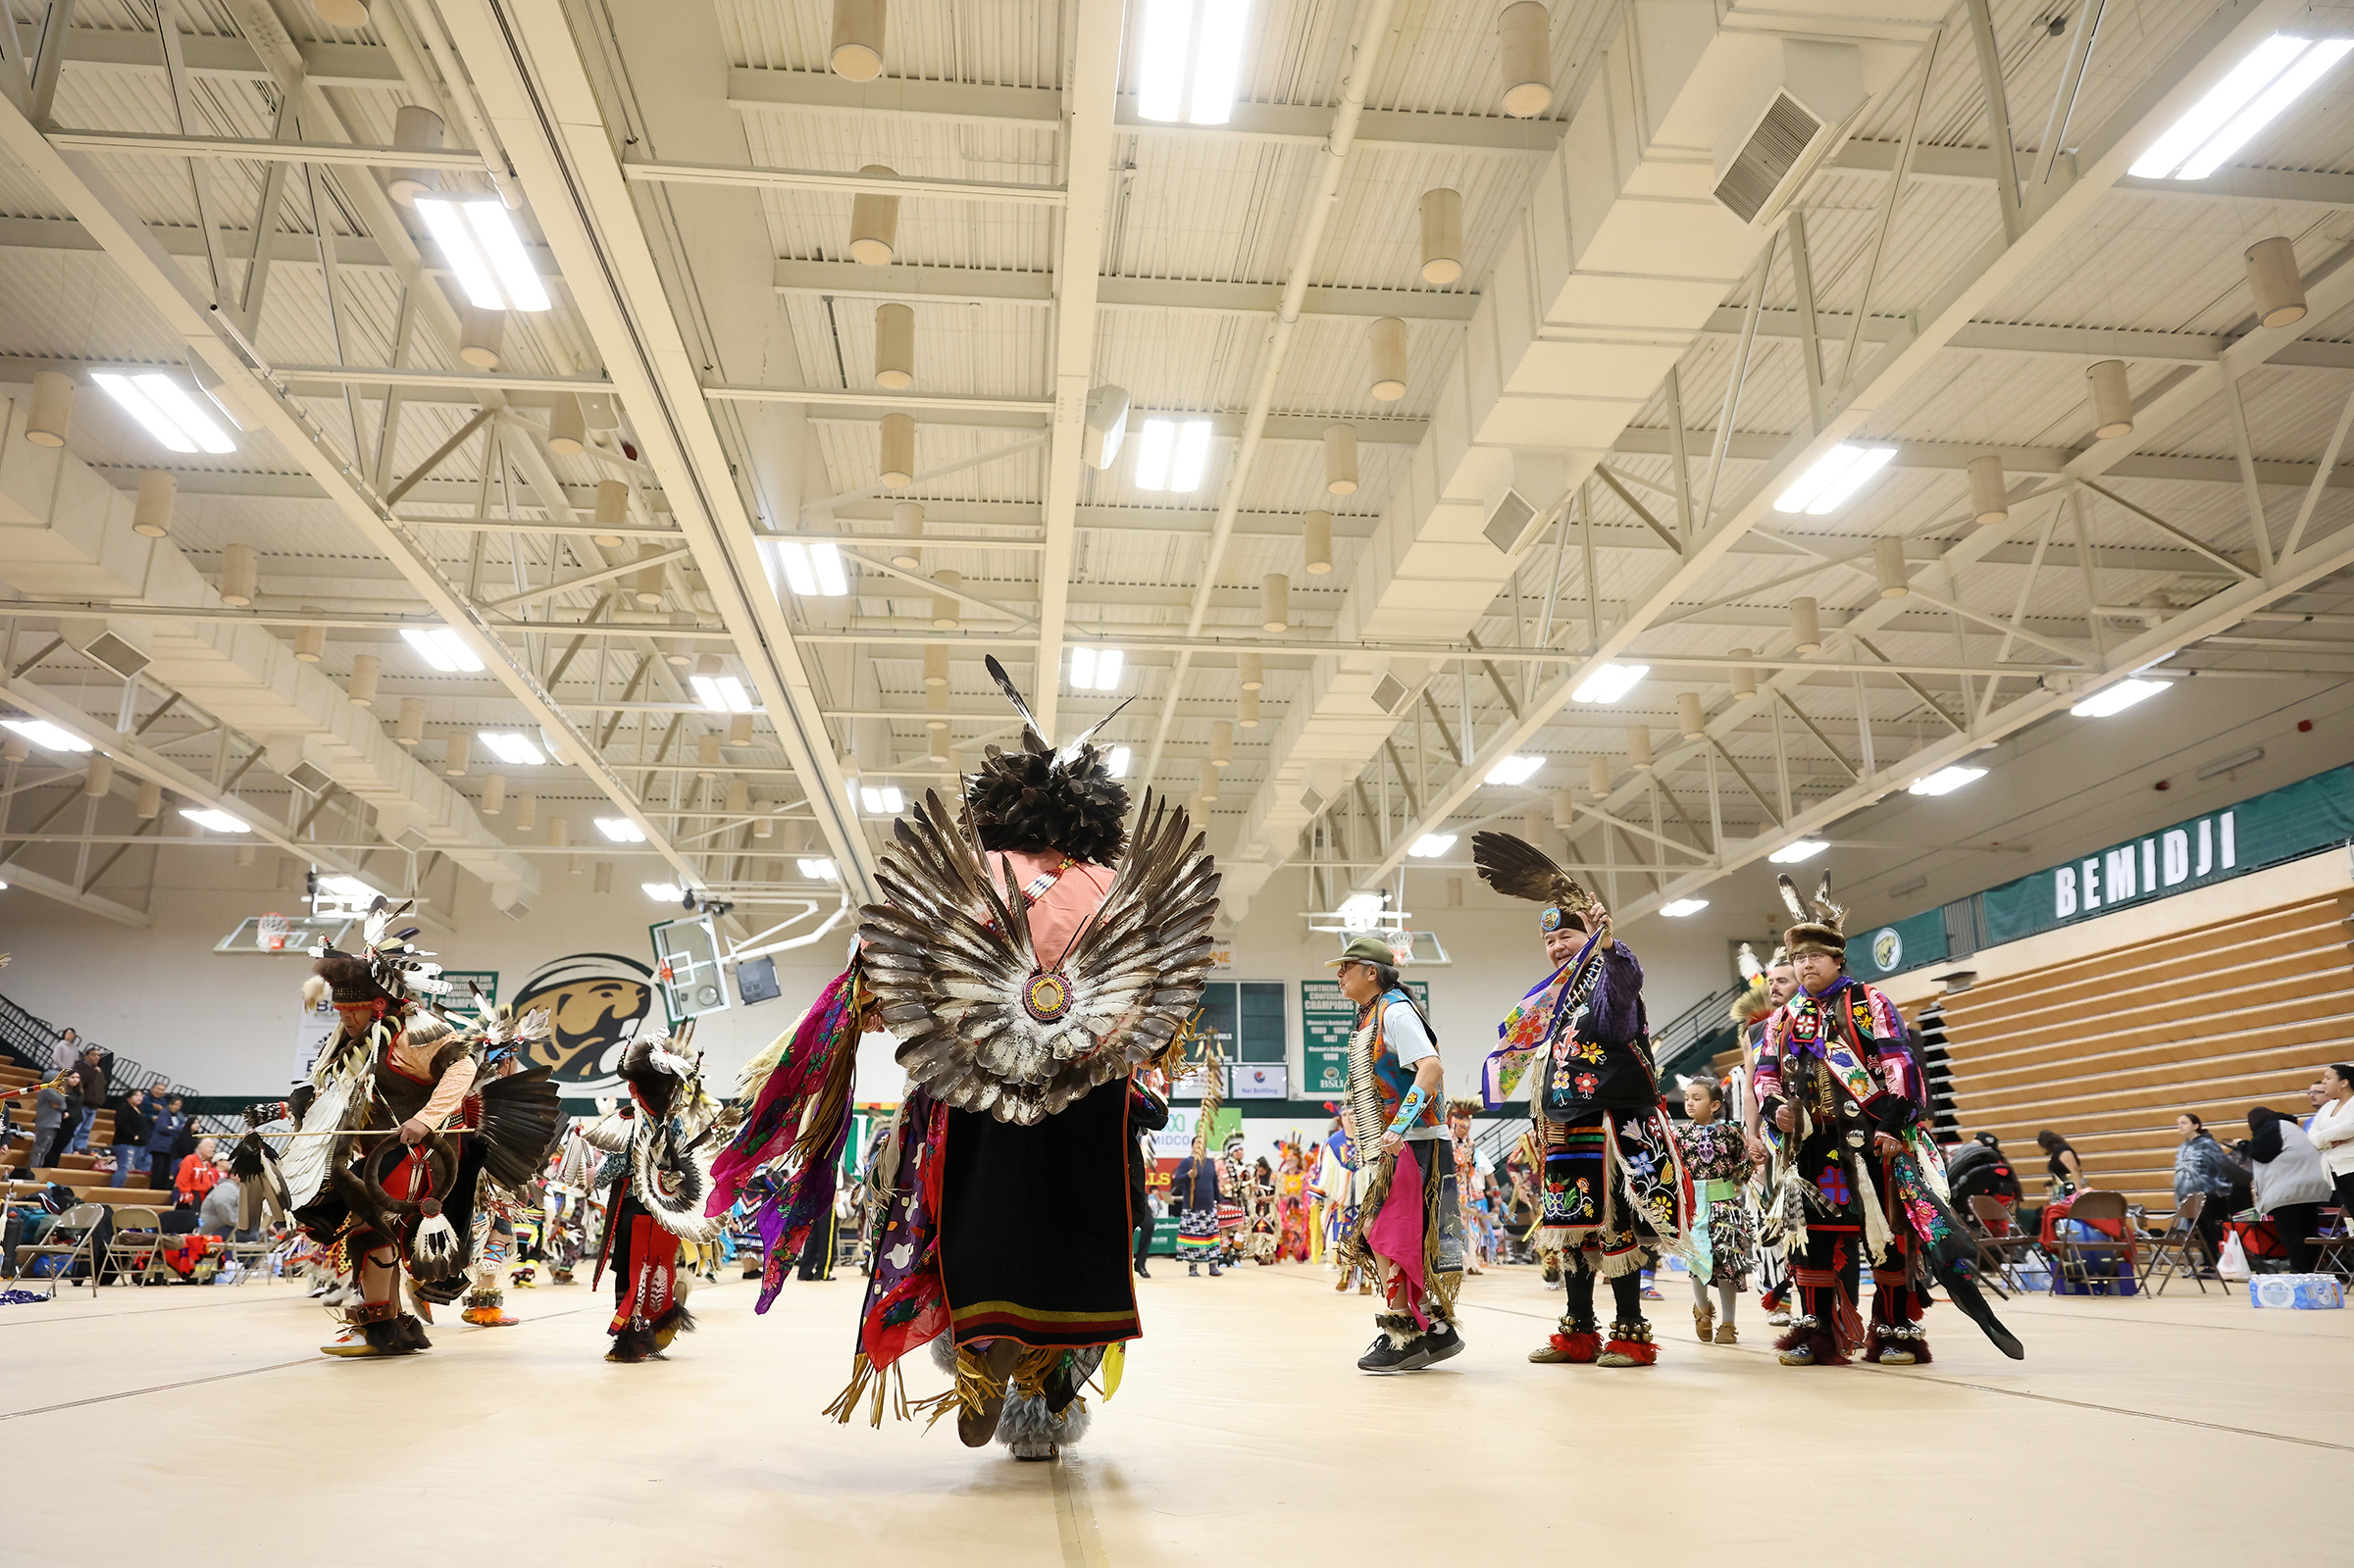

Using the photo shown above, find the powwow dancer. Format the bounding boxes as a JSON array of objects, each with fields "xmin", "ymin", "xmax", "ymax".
[
  {"xmin": 586, "ymin": 1031, "xmax": 719, "ymax": 1362},
  {"xmin": 457, "ymin": 995, "xmax": 554, "ymax": 1327},
  {"xmin": 1473, "ymin": 834, "xmax": 1692, "ymax": 1370},
  {"xmin": 1674, "ymin": 1075, "xmax": 1756, "ymax": 1344},
  {"xmin": 1755, "ymin": 875, "xmax": 2021, "ymax": 1367},
  {"xmin": 1730, "ymin": 943, "xmax": 1798, "ymax": 1322},
  {"xmin": 1331, "ymin": 934, "xmax": 1464, "ymax": 1373},
  {"xmin": 707, "ymin": 657, "xmax": 1218, "ymax": 1460}
]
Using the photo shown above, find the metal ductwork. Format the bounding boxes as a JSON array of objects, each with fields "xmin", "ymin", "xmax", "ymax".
[{"xmin": 0, "ymin": 395, "xmax": 537, "ymax": 900}]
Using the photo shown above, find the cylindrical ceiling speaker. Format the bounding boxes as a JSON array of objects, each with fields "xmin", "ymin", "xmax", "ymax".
[
  {"xmin": 26, "ymin": 370, "xmax": 74, "ymax": 447},
  {"xmin": 293, "ymin": 614, "xmax": 326, "ymax": 662},
  {"xmin": 697, "ymin": 733, "xmax": 721, "ymax": 777},
  {"xmin": 1199, "ymin": 758, "xmax": 1219, "ymax": 802},
  {"xmin": 1304, "ymin": 509, "xmax": 1333, "ymax": 575},
  {"xmin": 1, "ymin": 733, "xmax": 26, "ymax": 762},
  {"xmin": 729, "ymin": 713, "xmax": 753, "ymax": 746},
  {"xmin": 482, "ymin": 772, "xmax": 506, "ymax": 816},
  {"xmin": 458, "ymin": 305, "xmax": 503, "ymax": 371},
  {"xmin": 516, "ymin": 793, "xmax": 537, "ymax": 832},
  {"xmin": 631, "ymin": 541, "xmax": 666, "ymax": 608},
  {"xmin": 1420, "ymin": 188, "xmax": 1463, "ymax": 286},
  {"xmin": 1238, "ymin": 651, "xmax": 1263, "ymax": 690},
  {"xmin": 593, "ymin": 479, "xmax": 630, "ymax": 547},
  {"xmin": 875, "ymin": 302, "xmax": 915, "ymax": 390},
  {"xmin": 1499, "ymin": 1, "xmax": 1553, "ymax": 118},
  {"xmin": 1677, "ymin": 690, "xmax": 1705, "ymax": 739},
  {"xmin": 726, "ymin": 777, "xmax": 751, "ymax": 814},
  {"xmin": 220, "ymin": 542, "xmax": 259, "ymax": 606},
  {"xmin": 694, "ymin": 652, "xmax": 723, "ymax": 681},
  {"xmin": 396, "ymin": 696, "xmax": 425, "ymax": 744},
  {"xmin": 753, "ymin": 815, "xmax": 774, "ymax": 839},
  {"xmin": 1323, "ymin": 424, "xmax": 1358, "ymax": 495},
  {"xmin": 2246, "ymin": 235, "xmax": 2307, "ymax": 329},
  {"xmin": 132, "ymin": 471, "xmax": 176, "ymax": 537},
  {"xmin": 1368, "ymin": 317, "xmax": 1407, "ymax": 402},
  {"xmin": 443, "ymin": 733, "xmax": 468, "ymax": 776},
  {"xmin": 387, "ymin": 105, "xmax": 444, "ymax": 206},
  {"xmin": 831, "ymin": 0, "xmax": 886, "ymax": 80},
  {"xmin": 1210, "ymin": 719, "xmax": 1234, "ymax": 768},
  {"xmin": 135, "ymin": 777, "xmax": 162, "ymax": 818},
  {"xmin": 2088, "ymin": 359, "xmax": 2133, "ymax": 439},
  {"xmin": 849, "ymin": 166, "xmax": 901, "ymax": 266},
  {"xmin": 931, "ymin": 568, "xmax": 962, "ymax": 629},
  {"xmin": 1238, "ymin": 687, "xmax": 1260, "ymax": 729},
  {"xmin": 1551, "ymin": 788, "xmax": 1575, "ymax": 831},
  {"xmin": 546, "ymin": 818, "xmax": 568, "ymax": 848},
  {"xmin": 666, "ymin": 610, "xmax": 695, "ymax": 666},
  {"xmin": 83, "ymin": 754, "xmax": 112, "ymax": 797},
  {"xmin": 893, "ymin": 500, "xmax": 925, "ymax": 567},
  {"xmin": 1627, "ymin": 726, "xmax": 1654, "ymax": 771},
  {"xmin": 1728, "ymin": 649, "xmax": 1757, "ymax": 700},
  {"xmin": 1446, "ymin": 876, "xmax": 1463, "ymax": 908},
  {"xmin": 923, "ymin": 643, "xmax": 948, "ymax": 686},
  {"xmin": 1261, "ymin": 573, "xmax": 1290, "ymax": 632},
  {"xmin": 1588, "ymin": 755, "xmax": 1612, "ymax": 800},
  {"xmin": 309, "ymin": 0, "xmax": 372, "ymax": 32},
  {"xmin": 347, "ymin": 653, "xmax": 380, "ymax": 707},
  {"xmin": 547, "ymin": 392, "xmax": 587, "ymax": 455},
  {"xmin": 1969, "ymin": 454, "xmax": 2009, "ymax": 526},
  {"xmin": 593, "ymin": 860, "xmax": 613, "ymax": 894},
  {"xmin": 925, "ymin": 686, "xmax": 949, "ymax": 731},
  {"xmin": 1791, "ymin": 596, "xmax": 1821, "ymax": 654},
  {"xmin": 879, "ymin": 412, "xmax": 916, "ymax": 487},
  {"xmin": 1874, "ymin": 534, "xmax": 1909, "ymax": 598}
]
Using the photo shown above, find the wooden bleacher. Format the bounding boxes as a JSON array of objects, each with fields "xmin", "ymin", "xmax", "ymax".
[
  {"xmin": 1936, "ymin": 889, "xmax": 2354, "ymax": 1212},
  {"xmin": 3, "ymin": 1058, "xmax": 178, "ymax": 1207}
]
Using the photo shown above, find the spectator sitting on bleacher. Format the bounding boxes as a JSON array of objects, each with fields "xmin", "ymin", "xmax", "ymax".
[
  {"xmin": 175, "ymin": 1138, "xmax": 222, "ymax": 1210},
  {"xmin": 144, "ymin": 1096, "xmax": 184, "ymax": 1191},
  {"xmin": 109, "ymin": 1087, "xmax": 151, "ymax": 1189}
]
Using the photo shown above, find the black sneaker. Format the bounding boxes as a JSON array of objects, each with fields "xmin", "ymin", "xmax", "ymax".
[
  {"xmin": 1417, "ymin": 1322, "xmax": 1463, "ymax": 1366},
  {"xmin": 1356, "ymin": 1333, "xmax": 1422, "ymax": 1373}
]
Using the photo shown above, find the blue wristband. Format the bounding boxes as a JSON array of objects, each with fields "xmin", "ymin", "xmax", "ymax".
[{"xmin": 1387, "ymin": 1084, "xmax": 1431, "ymax": 1138}]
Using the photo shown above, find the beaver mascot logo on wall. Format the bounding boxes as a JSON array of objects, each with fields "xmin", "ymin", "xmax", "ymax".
[{"xmin": 509, "ymin": 953, "xmax": 657, "ymax": 1091}]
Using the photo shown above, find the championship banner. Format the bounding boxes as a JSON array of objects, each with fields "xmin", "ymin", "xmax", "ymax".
[{"xmin": 1301, "ymin": 978, "xmax": 1429, "ymax": 1098}]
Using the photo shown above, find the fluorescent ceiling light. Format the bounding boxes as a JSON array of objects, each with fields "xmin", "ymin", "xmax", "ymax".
[
  {"xmin": 91, "ymin": 371, "xmax": 236, "ymax": 455},
  {"xmin": 179, "ymin": 807, "xmax": 249, "ymax": 834},
  {"xmin": 1767, "ymin": 839, "xmax": 1828, "ymax": 864},
  {"xmin": 1484, "ymin": 754, "xmax": 1542, "ymax": 786},
  {"xmin": 1407, "ymin": 834, "xmax": 1457, "ymax": 858},
  {"xmin": 1909, "ymin": 765, "xmax": 1986, "ymax": 797},
  {"xmin": 860, "ymin": 784, "xmax": 904, "ymax": 815},
  {"xmin": 2131, "ymin": 34, "xmax": 2352, "ymax": 180},
  {"xmin": 1571, "ymin": 663, "xmax": 1648, "ymax": 705},
  {"xmin": 416, "ymin": 197, "xmax": 550, "ymax": 311},
  {"xmin": 1, "ymin": 718, "xmax": 92, "ymax": 754},
  {"xmin": 315, "ymin": 874, "xmax": 374, "ymax": 899},
  {"xmin": 478, "ymin": 731, "xmax": 545, "ymax": 767},
  {"xmin": 642, "ymin": 882, "xmax": 683, "ymax": 902},
  {"xmin": 2072, "ymin": 678, "xmax": 2173, "ymax": 719},
  {"xmin": 1137, "ymin": 0, "xmax": 1249, "ymax": 126},
  {"xmin": 1660, "ymin": 897, "xmax": 1710, "ymax": 917},
  {"xmin": 400, "ymin": 627, "xmax": 485, "ymax": 673},
  {"xmin": 1774, "ymin": 443, "xmax": 1896, "ymax": 515},
  {"xmin": 1337, "ymin": 891, "xmax": 1386, "ymax": 932},
  {"xmin": 810, "ymin": 542, "xmax": 847, "ymax": 596},
  {"xmin": 1107, "ymin": 745, "xmax": 1132, "ymax": 778},
  {"xmin": 594, "ymin": 817, "xmax": 645, "ymax": 842},
  {"xmin": 1133, "ymin": 418, "xmax": 1212, "ymax": 491},
  {"xmin": 689, "ymin": 675, "xmax": 752, "ymax": 713},
  {"xmin": 766, "ymin": 539, "xmax": 846, "ymax": 599},
  {"xmin": 796, "ymin": 857, "xmax": 839, "ymax": 881},
  {"xmin": 1070, "ymin": 646, "xmax": 1123, "ymax": 692}
]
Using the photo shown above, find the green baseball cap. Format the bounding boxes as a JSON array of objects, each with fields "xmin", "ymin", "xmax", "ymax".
[{"xmin": 1326, "ymin": 934, "xmax": 1400, "ymax": 967}]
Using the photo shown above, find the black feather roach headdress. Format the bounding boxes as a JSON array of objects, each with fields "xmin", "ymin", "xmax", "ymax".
[{"xmin": 963, "ymin": 654, "xmax": 1132, "ymax": 865}]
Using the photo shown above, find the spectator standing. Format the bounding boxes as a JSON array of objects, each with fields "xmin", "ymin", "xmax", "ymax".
[
  {"xmin": 48, "ymin": 1026, "xmax": 79, "ymax": 1077},
  {"xmin": 66, "ymin": 1045, "xmax": 108, "ymax": 1154},
  {"xmin": 2034, "ymin": 1129, "xmax": 2087, "ymax": 1197},
  {"xmin": 109, "ymin": 1087, "xmax": 151, "ymax": 1188},
  {"xmin": 2239, "ymin": 1107, "xmax": 2332, "ymax": 1272},
  {"xmin": 29, "ymin": 1071, "xmax": 77, "ymax": 1172},
  {"xmin": 2305, "ymin": 1064, "xmax": 2354, "ymax": 1224},
  {"xmin": 2303, "ymin": 1078, "xmax": 2330, "ymax": 1132},
  {"xmin": 2172, "ymin": 1113, "xmax": 2244, "ymax": 1265},
  {"xmin": 175, "ymin": 1137, "xmax": 223, "ymax": 1209},
  {"xmin": 144, "ymin": 1096, "xmax": 185, "ymax": 1192}
]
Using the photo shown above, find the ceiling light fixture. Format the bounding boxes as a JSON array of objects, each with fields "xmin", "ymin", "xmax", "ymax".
[
  {"xmin": 860, "ymin": 784, "xmax": 904, "ymax": 815},
  {"xmin": 1337, "ymin": 891, "xmax": 1386, "ymax": 932},
  {"xmin": 1107, "ymin": 744, "xmax": 1132, "ymax": 778},
  {"xmin": 1133, "ymin": 417, "xmax": 1213, "ymax": 491},
  {"xmin": 1069, "ymin": 646, "xmax": 1124, "ymax": 691},
  {"xmin": 594, "ymin": 817, "xmax": 646, "ymax": 842},
  {"xmin": 689, "ymin": 674, "xmax": 754, "ymax": 713},
  {"xmin": 1571, "ymin": 663, "xmax": 1649, "ymax": 704},
  {"xmin": 1909, "ymin": 764, "xmax": 1986, "ymax": 797},
  {"xmin": 1137, "ymin": 0, "xmax": 1250, "ymax": 126},
  {"xmin": 2131, "ymin": 34, "xmax": 2354, "ymax": 181},
  {"xmin": 415, "ymin": 196, "xmax": 551, "ymax": 311},
  {"xmin": 1660, "ymin": 897, "xmax": 1710, "ymax": 917},
  {"xmin": 1, "ymin": 718, "xmax": 93, "ymax": 754},
  {"xmin": 179, "ymin": 807, "xmax": 250, "ymax": 834},
  {"xmin": 1774, "ymin": 443, "xmax": 1897, "ymax": 515},
  {"xmin": 796, "ymin": 857, "xmax": 840, "ymax": 881},
  {"xmin": 478, "ymin": 731, "xmax": 545, "ymax": 767},
  {"xmin": 91, "ymin": 372, "xmax": 236, "ymax": 454},
  {"xmin": 1408, "ymin": 834, "xmax": 1457, "ymax": 858},
  {"xmin": 400, "ymin": 627, "xmax": 486, "ymax": 673},
  {"xmin": 1767, "ymin": 839, "xmax": 1828, "ymax": 864},
  {"xmin": 764, "ymin": 538, "xmax": 847, "ymax": 598},
  {"xmin": 642, "ymin": 882, "xmax": 683, "ymax": 901},
  {"xmin": 1484, "ymin": 755, "xmax": 1543, "ymax": 786},
  {"xmin": 2071, "ymin": 678, "xmax": 2172, "ymax": 718}
]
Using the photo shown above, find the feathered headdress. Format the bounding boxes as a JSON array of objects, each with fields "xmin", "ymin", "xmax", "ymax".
[
  {"xmin": 1469, "ymin": 831, "xmax": 1607, "ymax": 934},
  {"xmin": 464, "ymin": 984, "xmax": 552, "ymax": 1066},
  {"xmin": 1729, "ymin": 941, "xmax": 1774, "ymax": 1026},
  {"xmin": 963, "ymin": 654, "xmax": 1132, "ymax": 865},
  {"xmin": 305, "ymin": 896, "xmax": 451, "ymax": 1006},
  {"xmin": 1777, "ymin": 873, "xmax": 1847, "ymax": 960}
]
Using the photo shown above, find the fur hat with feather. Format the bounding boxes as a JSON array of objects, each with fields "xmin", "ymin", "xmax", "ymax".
[
  {"xmin": 1777, "ymin": 873, "xmax": 1848, "ymax": 961},
  {"xmin": 963, "ymin": 654, "xmax": 1132, "ymax": 865}
]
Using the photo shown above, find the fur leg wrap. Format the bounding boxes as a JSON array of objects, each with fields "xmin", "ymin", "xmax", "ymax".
[
  {"xmin": 1773, "ymin": 1320, "xmax": 1849, "ymax": 1367},
  {"xmin": 1601, "ymin": 1320, "xmax": 1659, "ymax": 1366},
  {"xmin": 1549, "ymin": 1325, "xmax": 1602, "ymax": 1363},
  {"xmin": 1866, "ymin": 1322, "xmax": 1930, "ymax": 1363},
  {"xmin": 609, "ymin": 1325, "xmax": 659, "ymax": 1362},
  {"xmin": 997, "ymin": 1391, "xmax": 1093, "ymax": 1459},
  {"xmin": 1374, "ymin": 1310, "xmax": 1422, "ymax": 1340}
]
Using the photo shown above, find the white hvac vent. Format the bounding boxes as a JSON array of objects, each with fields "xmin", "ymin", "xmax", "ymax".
[
  {"xmin": 286, "ymin": 760, "xmax": 333, "ymax": 795},
  {"xmin": 394, "ymin": 826, "xmax": 431, "ymax": 852},
  {"xmin": 1483, "ymin": 488, "xmax": 1540, "ymax": 556},
  {"xmin": 1299, "ymin": 785, "xmax": 1327, "ymax": 815},
  {"xmin": 1369, "ymin": 673, "xmax": 1410, "ymax": 715},
  {"xmin": 500, "ymin": 899, "xmax": 532, "ymax": 921},
  {"xmin": 80, "ymin": 630, "xmax": 150, "ymax": 681},
  {"xmin": 1713, "ymin": 92, "xmax": 1823, "ymax": 224},
  {"xmin": 1710, "ymin": 42, "xmax": 1868, "ymax": 230}
]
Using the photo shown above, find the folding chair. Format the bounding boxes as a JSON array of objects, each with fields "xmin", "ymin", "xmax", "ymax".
[
  {"xmin": 2049, "ymin": 1189, "xmax": 2138, "ymax": 1296},
  {"xmin": 105, "ymin": 1204, "xmax": 167, "ymax": 1287},
  {"xmin": 1967, "ymin": 1194, "xmax": 2043, "ymax": 1293},
  {"xmin": 2135, "ymin": 1192, "xmax": 2210, "ymax": 1295},
  {"xmin": 14, "ymin": 1202, "xmax": 107, "ymax": 1298}
]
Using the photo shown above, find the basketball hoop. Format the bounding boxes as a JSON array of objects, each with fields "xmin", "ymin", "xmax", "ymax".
[{"xmin": 258, "ymin": 912, "xmax": 292, "ymax": 953}]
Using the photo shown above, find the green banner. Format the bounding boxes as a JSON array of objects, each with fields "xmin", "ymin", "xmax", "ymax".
[
  {"xmin": 1852, "ymin": 908, "xmax": 1946, "ymax": 981},
  {"xmin": 1978, "ymin": 763, "xmax": 2354, "ymax": 947},
  {"xmin": 1301, "ymin": 979, "xmax": 1429, "ymax": 1100}
]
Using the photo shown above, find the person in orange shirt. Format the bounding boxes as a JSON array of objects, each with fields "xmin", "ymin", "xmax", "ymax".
[{"xmin": 175, "ymin": 1138, "xmax": 223, "ymax": 1207}]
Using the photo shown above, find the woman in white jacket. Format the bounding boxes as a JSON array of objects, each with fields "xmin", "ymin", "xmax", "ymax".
[
  {"xmin": 2240, "ymin": 1105, "xmax": 2333, "ymax": 1272},
  {"xmin": 2305, "ymin": 1063, "xmax": 2354, "ymax": 1225}
]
